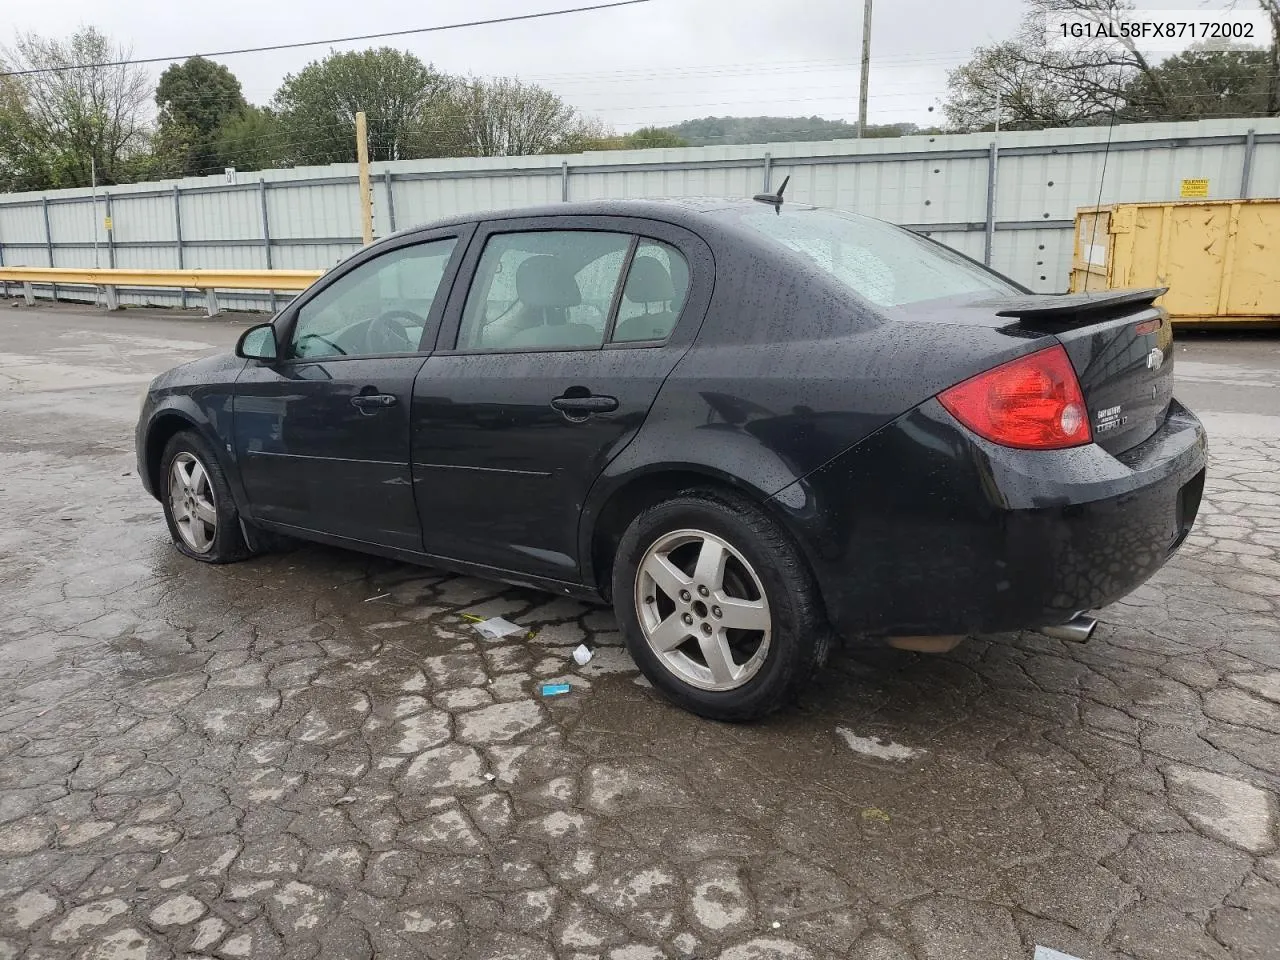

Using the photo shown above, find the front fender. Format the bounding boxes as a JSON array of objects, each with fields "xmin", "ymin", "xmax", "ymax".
[{"xmin": 137, "ymin": 386, "xmax": 245, "ymax": 510}]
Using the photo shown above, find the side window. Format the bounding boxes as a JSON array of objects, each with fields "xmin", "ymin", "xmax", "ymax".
[
  {"xmin": 289, "ymin": 238, "xmax": 456, "ymax": 359},
  {"xmin": 611, "ymin": 239, "xmax": 690, "ymax": 343},
  {"xmin": 458, "ymin": 231, "xmax": 631, "ymax": 351}
]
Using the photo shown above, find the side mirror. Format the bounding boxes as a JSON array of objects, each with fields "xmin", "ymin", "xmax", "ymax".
[{"xmin": 236, "ymin": 323, "xmax": 278, "ymax": 361}]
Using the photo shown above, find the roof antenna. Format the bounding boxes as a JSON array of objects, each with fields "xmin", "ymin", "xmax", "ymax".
[{"xmin": 753, "ymin": 175, "xmax": 790, "ymax": 214}]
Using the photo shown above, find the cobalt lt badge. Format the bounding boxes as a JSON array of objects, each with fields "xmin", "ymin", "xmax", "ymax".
[{"xmin": 1146, "ymin": 347, "xmax": 1165, "ymax": 371}]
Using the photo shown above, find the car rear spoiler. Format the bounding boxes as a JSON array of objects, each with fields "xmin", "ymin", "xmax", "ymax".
[{"xmin": 985, "ymin": 288, "xmax": 1168, "ymax": 323}]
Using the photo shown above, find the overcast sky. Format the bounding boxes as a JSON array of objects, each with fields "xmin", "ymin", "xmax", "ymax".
[{"xmin": 10, "ymin": 0, "xmax": 1250, "ymax": 134}]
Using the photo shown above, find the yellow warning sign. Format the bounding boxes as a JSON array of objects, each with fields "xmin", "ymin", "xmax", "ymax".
[
  {"xmin": 103, "ymin": 216, "xmax": 113, "ymax": 231},
  {"xmin": 1180, "ymin": 178, "xmax": 1210, "ymax": 199}
]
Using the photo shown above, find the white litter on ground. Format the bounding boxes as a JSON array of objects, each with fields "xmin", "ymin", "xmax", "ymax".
[
  {"xmin": 835, "ymin": 727, "xmax": 924, "ymax": 762},
  {"xmin": 572, "ymin": 644, "xmax": 593, "ymax": 665},
  {"xmin": 472, "ymin": 617, "xmax": 524, "ymax": 640},
  {"xmin": 1034, "ymin": 947, "xmax": 1085, "ymax": 960}
]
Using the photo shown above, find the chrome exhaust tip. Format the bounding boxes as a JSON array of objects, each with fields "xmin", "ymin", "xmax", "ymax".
[{"xmin": 1040, "ymin": 614, "xmax": 1098, "ymax": 643}]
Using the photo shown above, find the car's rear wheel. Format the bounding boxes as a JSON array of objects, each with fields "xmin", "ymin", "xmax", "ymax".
[
  {"xmin": 160, "ymin": 431, "xmax": 251, "ymax": 564},
  {"xmin": 612, "ymin": 491, "xmax": 829, "ymax": 721}
]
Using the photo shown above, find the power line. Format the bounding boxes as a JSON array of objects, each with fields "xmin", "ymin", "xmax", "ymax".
[{"xmin": 0, "ymin": 0, "xmax": 656, "ymax": 78}]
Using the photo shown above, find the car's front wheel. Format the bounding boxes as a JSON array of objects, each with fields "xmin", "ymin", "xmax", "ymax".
[
  {"xmin": 160, "ymin": 431, "xmax": 251, "ymax": 564},
  {"xmin": 612, "ymin": 491, "xmax": 829, "ymax": 721}
]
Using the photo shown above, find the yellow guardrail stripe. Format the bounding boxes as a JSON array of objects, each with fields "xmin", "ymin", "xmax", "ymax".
[{"xmin": 0, "ymin": 267, "xmax": 323, "ymax": 292}]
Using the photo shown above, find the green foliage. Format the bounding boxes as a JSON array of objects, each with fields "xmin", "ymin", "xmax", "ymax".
[
  {"xmin": 618, "ymin": 127, "xmax": 689, "ymax": 149},
  {"xmin": 0, "ymin": 76, "xmax": 49, "ymax": 192},
  {"xmin": 272, "ymin": 48, "xmax": 455, "ymax": 164},
  {"xmin": 154, "ymin": 57, "xmax": 248, "ymax": 177},
  {"xmin": 442, "ymin": 77, "xmax": 596, "ymax": 157},
  {"xmin": 944, "ymin": 0, "xmax": 1279, "ymax": 131},
  {"xmin": 944, "ymin": 40, "xmax": 1113, "ymax": 131},
  {"xmin": 28, "ymin": 5, "xmax": 1276, "ymax": 195},
  {"xmin": 214, "ymin": 107, "xmax": 287, "ymax": 174},
  {"xmin": 658, "ymin": 116, "xmax": 924, "ymax": 146},
  {"xmin": 1123, "ymin": 47, "xmax": 1274, "ymax": 122},
  {"xmin": 0, "ymin": 27, "xmax": 151, "ymax": 190},
  {"xmin": 157, "ymin": 57, "xmax": 246, "ymax": 140}
]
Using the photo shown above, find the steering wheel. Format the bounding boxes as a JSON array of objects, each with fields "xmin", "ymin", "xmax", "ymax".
[
  {"xmin": 366, "ymin": 309, "xmax": 424, "ymax": 354},
  {"xmin": 295, "ymin": 332, "xmax": 347, "ymax": 357}
]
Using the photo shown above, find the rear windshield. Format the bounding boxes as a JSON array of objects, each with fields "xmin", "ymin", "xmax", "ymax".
[{"xmin": 736, "ymin": 208, "xmax": 1020, "ymax": 307}]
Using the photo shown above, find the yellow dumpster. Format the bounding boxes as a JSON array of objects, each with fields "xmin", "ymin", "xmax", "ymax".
[{"xmin": 1070, "ymin": 199, "xmax": 1280, "ymax": 327}]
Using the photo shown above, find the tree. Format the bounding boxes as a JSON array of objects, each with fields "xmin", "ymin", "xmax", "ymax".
[
  {"xmin": 1260, "ymin": 0, "xmax": 1280, "ymax": 115},
  {"xmin": 0, "ymin": 27, "xmax": 151, "ymax": 188},
  {"xmin": 655, "ymin": 116, "xmax": 925, "ymax": 146},
  {"xmin": 214, "ymin": 106, "xmax": 287, "ymax": 173},
  {"xmin": 944, "ymin": 40, "xmax": 1119, "ymax": 130},
  {"xmin": 445, "ymin": 77, "xmax": 596, "ymax": 156},
  {"xmin": 943, "ymin": 0, "xmax": 1279, "ymax": 130},
  {"xmin": 272, "ymin": 48, "xmax": 454, "ymax": 164},
  {"xmin": 617, "ymin": 126, "xmax": 688, "ymax": 149},
  {"xmin": 558, "ymin": 122, "xmax": 686, "ymax": 152},
  {"xmin": 1123, "ymin": 46, "xmax": 1274, "ymax": 121},
  {"xmin": 0, "ymin": 76, "xmax": 48, "ymax": 191},
  {"xmin": 154, "ymin": 57, "xmax": 248, "ymax": 176}
]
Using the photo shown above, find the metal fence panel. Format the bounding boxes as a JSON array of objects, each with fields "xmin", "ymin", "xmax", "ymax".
[
  {"xmin": 1248, "ymin": 141, "xmax": 1280, "ymax": 198},
  {"xmin": 272, "ymin": 242, "xmax": 362, "ymax": 271},
  {"xmin": 183, "ymin": 244, "xmax": 267, "ymax": 269},
  {"xmin": 936, "ymin": 229, "xmax": 987, "ymax": 265},
  {"xmin": 1, "ymin": 204, "xmax": 51, "ymax": 253},
  {"xmin": 994, "ymin": 228, "xmax": 1074, "ymax": 291},
  {"xmin": 268, "ymin": 180, "xmax": 362, "ymax": 240},
  {"xmin": 1, "ymin": 117, "xmax": 1276, "ymax": 309},
  {"xmin": 180, "ymin": 187, "xmax": 262, "ymax": 242},
  {"xmin": 46, "ymin": 200, "xmax": 96, "ymax": 246},
  {"xmin": 406, "ymin": 171, "xmax": 561, "ymax": 220},
  {"xmin": 111, "ymin": 193, "xmax": 177, "ymax": 244},
  {"xmin": 114, "ymin": 245, "xmax": 180, "ymax": 270}
]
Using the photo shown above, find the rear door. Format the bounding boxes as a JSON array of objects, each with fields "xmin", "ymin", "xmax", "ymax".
[
  {"xmin": 234, "ymin": 227, "xmax": 470, "ymax": 550},
  {"xmin": 411, "ymin": 215, "xmax": 712, "ymax": 582}
]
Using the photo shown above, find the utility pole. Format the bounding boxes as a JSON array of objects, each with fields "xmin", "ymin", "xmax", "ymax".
[
  {"xmin": 355, "ymin": 111, "xmax": 374, "ymax": 245},
  {"xmin": 856, "ymin": 0, "xmax": 874, "ymax": 137}
]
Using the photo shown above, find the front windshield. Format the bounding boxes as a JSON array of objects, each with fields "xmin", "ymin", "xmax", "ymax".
[{"xmin": 736, "ymin": 208, "xmax": 1020, "ymax": 307}]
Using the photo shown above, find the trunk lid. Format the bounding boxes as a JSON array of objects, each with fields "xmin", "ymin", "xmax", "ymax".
[{"xmin": 984, "ymin": 288, "xmax": 1175, "ymax": 454}]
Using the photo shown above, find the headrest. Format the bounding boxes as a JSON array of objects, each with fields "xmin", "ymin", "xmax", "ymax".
[
  {"xmin": 623, "ymin": 255, "xmax": 676, "ymax": 303},
  {"xmin": 516, "ymin": 256, "xmax": 581, "ymax": 309}
]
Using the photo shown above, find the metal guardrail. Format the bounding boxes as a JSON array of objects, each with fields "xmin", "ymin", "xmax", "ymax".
[{"xmin": 0, "ymin": 267, "xmax": 323, "ymax": 316}]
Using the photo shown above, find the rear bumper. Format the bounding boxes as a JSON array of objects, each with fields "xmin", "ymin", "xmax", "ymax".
[{"xmin": 770, "ymin": 398, "xmax": 1207, "ymax": 638}]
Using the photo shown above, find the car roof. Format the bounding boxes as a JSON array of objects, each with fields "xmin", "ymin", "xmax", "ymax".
[{"xmin": 386, "ymin": 197, "xmax": 819, "ymax": 242}]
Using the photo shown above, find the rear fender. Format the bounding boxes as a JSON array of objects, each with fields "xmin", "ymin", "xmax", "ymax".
[{"xmin": 577, "ymin": 442, "xmax": 798, "ymax": 593}]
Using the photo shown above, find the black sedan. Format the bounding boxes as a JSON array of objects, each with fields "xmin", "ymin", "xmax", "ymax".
[{"xmin": 136, "ymin": 198, "xmax": 1206, "ymax": 721}]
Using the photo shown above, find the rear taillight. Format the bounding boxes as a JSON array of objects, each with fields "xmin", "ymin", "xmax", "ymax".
[{"xmin": 938, "ymin": 345, "xmax": 1091, "ymax": 450}]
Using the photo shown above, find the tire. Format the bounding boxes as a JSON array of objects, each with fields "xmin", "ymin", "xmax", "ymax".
[
  {"xmin": 612, "ymin": 490, "xmax": 830, "ymax": 721},
  {"xmin": 159, "ymin": 430, "xmax": 252, "ymax": 564}
]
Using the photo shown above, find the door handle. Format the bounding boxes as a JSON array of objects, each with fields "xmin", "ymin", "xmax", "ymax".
[
  {"xmin": 550, "ymin": 394, "xmax": 619, "ymax": 417},
  {"xmin": 351, "ymin": 393, "xmax": 398, "ymax": 413}
]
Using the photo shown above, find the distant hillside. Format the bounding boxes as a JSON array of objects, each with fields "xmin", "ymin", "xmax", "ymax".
[{"xmin": 658, "ymin": 116, "xmax": 933, "ymax": 147}]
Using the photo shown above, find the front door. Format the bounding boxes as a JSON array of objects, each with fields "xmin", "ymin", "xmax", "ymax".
[
  {"xmin": 412, "ymin": 217, "xmax": 707, "ymax": 581},
  {"xmin": 234, "ymin": 230, "xmax": 467, "ymax": 550}
]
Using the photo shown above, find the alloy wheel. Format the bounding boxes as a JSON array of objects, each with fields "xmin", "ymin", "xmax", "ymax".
[
  {"xmin": 634, "ymin": 528, "xmax": 772, "ymax": 691},
  {"xmin": 168, "ymin": 451, "xmax": 217, "ymax": 554}
]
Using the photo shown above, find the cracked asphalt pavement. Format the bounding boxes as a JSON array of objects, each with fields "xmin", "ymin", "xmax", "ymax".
[{"xmin": 1, "ymin": 302, "xmax": 1278, "ymax": 960}]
